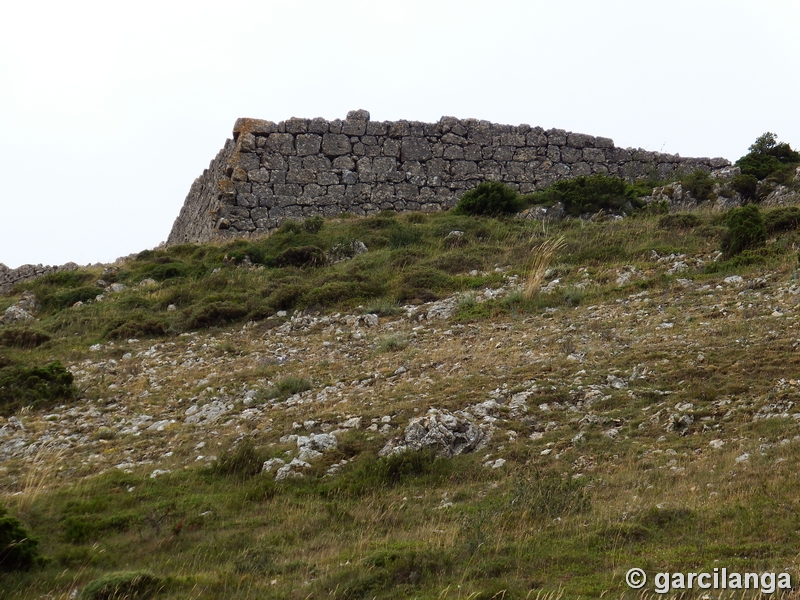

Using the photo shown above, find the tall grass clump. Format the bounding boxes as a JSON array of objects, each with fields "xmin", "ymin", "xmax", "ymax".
[{"xmin": 524, "ymin": 236, "xmax": 566, "ymax": 300}]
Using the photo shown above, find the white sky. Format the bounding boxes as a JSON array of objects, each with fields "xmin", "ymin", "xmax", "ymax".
[{"xmin": 1, "ymin": 0, "xmax": 798, "ymax": 268}]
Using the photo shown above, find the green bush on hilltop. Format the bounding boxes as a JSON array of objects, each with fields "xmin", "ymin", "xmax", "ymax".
[{"xmin": 736, "ymin": 132, "xmax": 800, "ymax": 182}]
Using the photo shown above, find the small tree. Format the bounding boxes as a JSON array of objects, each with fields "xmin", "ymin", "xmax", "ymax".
[{"xmin": 735, "ymin": 132, "xmax": 800, "ymax": 181}]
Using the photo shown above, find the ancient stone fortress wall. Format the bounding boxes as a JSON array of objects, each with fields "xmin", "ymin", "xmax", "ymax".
[
  {"xmin": 167, "ymin": 110, "xmax": 730, "ymax": 245},
  {"xmin": 0, "ymin": 262, "xmax": 79, "ymax": 294}
]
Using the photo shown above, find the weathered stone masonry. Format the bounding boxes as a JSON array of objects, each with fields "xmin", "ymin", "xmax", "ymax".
[{"xmin": 167, "ymin": 110, "xmax": 730, "ymax": 245}]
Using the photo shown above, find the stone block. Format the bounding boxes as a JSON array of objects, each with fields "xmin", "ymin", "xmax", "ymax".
[
  {"xmin": 501, "ymin": 133, "xmax": 526, "ymax": 147},
  {"xmin": 366, "ymin": 120, "xmax": 388, "ymax": 135},
  {"xmin": 595, "ymin": 136, "xmax": 615, "ymax": 148},
  {"xmin": 513, "ymin": 147, "xmax": 538, "ymax": 162},
  {"xmin": 452, "ymin": 160, "xmax": 479, "ymax": 179},
  {"xmin": 441, "ymin": 133, "xmax": 467, "ymax": 146},
  {"xmin": 332, "ymin": 156, "xmax": 355, "ymax": 170},
  {"xmin": 303, "ymin": 155, "xmax": 331, "ymax": 171},
  {"xmin": 546, "ymin": 129, "xmax": 567, "ymax": 146},
  {"xmin": 261, "ymin": 153, "xmax": 286, "ymax": 170},
  {"xmin": 235, "ymin": 153, "xmax": 260, "ymax": 172},
  {"xmin": 372, "ymin": 156, "xmax": 397, "ymax": 173},
  {"xmin": 342, "ymin": 119, "xmax": 367, "ymax": 136},
  {"xmin": 267, "ymin": 133, "xmax": 295, "ymax": 154},
  {"xmin": 236, "ymin": 193, "xmax": 257, "ymax": 208},
  {"xmin": 561, "ymin": 147, "xmax": 582, "ymax": 163},
  {"xmin": 274, "ymin": 183, "xmax": 303, "ymax": 197},
  {"xmin": 317, "ymin": 172, "xmax": 339, "ymax": 185},
  {"xmin": 493, "ymin": 146, "xmax": 515, "ymax": 161},
  {"xmin": 247, "ymin": 168, "xmax": 270, "ymax": 184},
  {"xmin": 526, "ymin": 128, "xmax": 548, "ymax": 147},
  {"xmin": 567, "ymin": 133, "xmax": 595, "ymax": 148},
  {"xmin": 582, "ymin": 148, "xmax": 606, "ymax": 163},
  {"xmin": 296, "ymin": 134, "xmax": 322, "ymax": 156},
  {"xmin": 467, "ymin": 124, "xmax": 492, "ymax": 146},
  {"xmin": 308, "ymin": 117, "xmax": 329, "ymax": 134},
  {"xmin": 443, "ymin": 145, "xmax": 464, "ymax": 159},
  {"xmin": 237, "ymin": 132, "xmax": 256, "ymax": 152},
  {"xmin": 383, "ymin": 138, "xmax": 401, "ymax": 157},
  {"xmin": 572, "ymin": 162, "xmax": 592, "ymax": 176},
  {"xmin": 346, "ymin": 109, "xmax": 370, "ymax": 121},
  {"xmin": 286, "ymin": 168, "xmax": 317, "ymax": 185},
  {"xmin": 322, "ymin": 133, "xmax": 351, "ymax": 156},
  {"xmin": 464, "ymin": 145, "xmax": 482, "ymax": 161},
  {"xmin": 401, "ymin": 137, "xmax": 432, "ymax": 162},
  {"xmin": 285, "ymin": 118, "xmax": 309, "ymax": 134},
  {"xmin": 396, "ymin": 183, "xmax": 420, "ymax": 198},
  {"xmin": 233, "ymin": 118, "xmax": 277, "ymax": 135}
]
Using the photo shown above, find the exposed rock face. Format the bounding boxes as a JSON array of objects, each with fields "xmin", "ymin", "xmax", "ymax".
[{"xmin": 167, "ymin": 110, "xmax": 729, "ymax": 245}]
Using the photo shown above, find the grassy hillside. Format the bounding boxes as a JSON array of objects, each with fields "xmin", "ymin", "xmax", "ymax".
[{"xmin": 4, "ymin": 195, "xmax": 800, "ymax": 597}]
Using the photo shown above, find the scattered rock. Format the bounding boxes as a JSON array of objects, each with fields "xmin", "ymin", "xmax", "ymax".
[{"xmin": 380, "ymin": 408, "xmax": 491, "ymax": 457}]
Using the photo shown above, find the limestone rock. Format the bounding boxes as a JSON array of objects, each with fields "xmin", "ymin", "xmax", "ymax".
[{"xmin": 380, "ymin": 408, "xmax": 492, "ymax": 458}]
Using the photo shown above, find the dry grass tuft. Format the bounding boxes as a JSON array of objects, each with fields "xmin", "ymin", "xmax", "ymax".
[
  {"xmin": 13, "ymin": 443, "xmax": 66, "ymax": 515},
  {"xmin": 523, "ymin": 236, "xmax": 566, "ymax": 300}
]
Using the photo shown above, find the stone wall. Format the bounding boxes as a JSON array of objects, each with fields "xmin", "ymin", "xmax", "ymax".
[
  {"xmin": 167, "ymin": 110, "xmax": 730, "ymax": 245},
  {"xmin": 0, "ymin": 262, "xmax": 79, "ymax": 295}
]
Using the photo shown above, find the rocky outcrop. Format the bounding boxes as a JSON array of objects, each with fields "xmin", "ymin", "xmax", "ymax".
[{"xmin": 167, "ymin": 110, "xmax": 729, "ymax": 245}]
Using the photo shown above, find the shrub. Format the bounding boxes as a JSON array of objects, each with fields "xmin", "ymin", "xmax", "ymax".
[
  {"xmin": 736, "ymin": 132, "xmax": 800, "ymax": 181},
  {"xmin": 764, "ymin": 206, "xmax": 800, "ymax": 235},
  {"xmin": 262, "ymin": 376, "xmax": 313, "ymax": 401},
  {"xmin": 0, "ymin": 327, "xmax": 51, "ymax": 349},
  {"xmin": 185, "ymin": 301, "xmax": 248, "ymax": 329},
  {"xmin": 211, "ymin": 439, "xmax": 266, "ymax": 481},
  {"xmin": 0, "ymin": 361, "xmax": 76, "ymax": 416},
  {"xmin": 265, "ymin": 283, "xmax": 309, "ymax": 311},
  {"xmin": 377, "ymin": 334, "xmax": 408, "ymax": 353},
  {"xmin": 658, "ymin": 213, "xmax": 703, "ymax": 230},
  {"xmin": 731, "ymin": 173, "xmax": 759, "ymax": 200},
  {"xmin": 453, "ymin": 182, "xmax": 522, "ymax": 216},
  {"xmin": 41, "ymin": 286, "xmax": 99, "ymax": 311},
  {"xmin": 722, "ymin": 204, "xmax": 766, "ymax": 256},
  {"xmin": 531, "ymin": 174, "xmax": 639, "ymax": 216},
  {"xmin": 274, "ymin": 246, "xmax": 325, "ymax": 268},
  {"xmin": 0, "ymin": 505, "xmax": 42, "ymax": 572},
  {"xmin": 302, "ymin": 215, "xmax": 325, "ymax": 233},
  {"xmin": 395, "ymin": 267, "xmax": 451, "ymax": 302},
  {"xmin": 78, "ymin": 571, "xmax": 164, "ymax": 600},
  {"xmin": 278, "ymin": 219, "xmax": 303, "ymax": 234},
  {"xmin": 388, "ymin": 226, "xmax": 423, "ymax": 248},
  {"xmin": 681, "ymin": 170, "xmax": 715, "ymax": 201},
  {"xmin": 105, "ymin": 317, "xmax": 168, "ymax": 340}
]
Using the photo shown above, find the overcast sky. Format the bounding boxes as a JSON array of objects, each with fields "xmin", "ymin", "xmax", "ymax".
[{"xmin": 1, "ymin": 0, "xmax": 798, "ymax": 269}]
